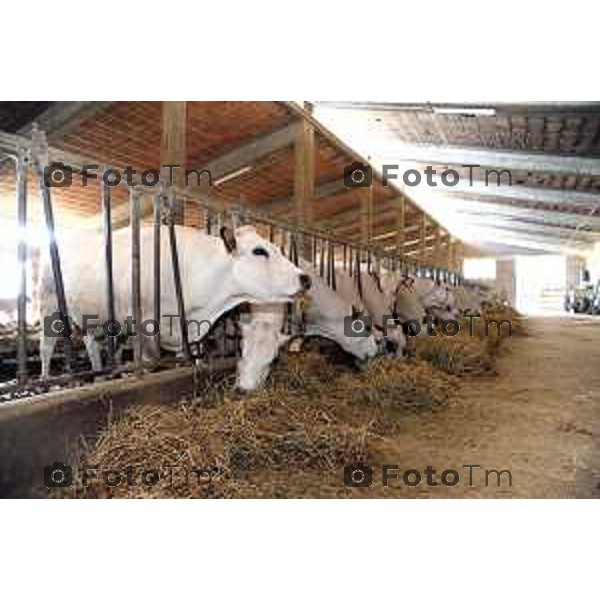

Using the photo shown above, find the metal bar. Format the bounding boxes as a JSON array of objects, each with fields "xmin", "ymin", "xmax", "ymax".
[
  {"xmin": 278, "ymin": 228, "xmax": 283, "ymax": 254},
  {"xmin": 355, "ymin": 249, "xmax": 363, "ymax": 298},
  {"xmin": 348, "ymin": 246, "xmax": 354, "ymax": 277},
  {"xmin": 130, "ymin": 189, "xmax": 143, "ymax": 374},
  {"xmin": 167, "ymin": 194, "xmax": 191, "ymax": 361},
  {"xmin": 32, "ymin": 149, "xmax": 74, "ymax": 373},
  {"xmin": 16, "ymin": 150, "xmax": 28, "ymax": 385},
  {"xmin": 153, "ymin": 193, "xmax": 162, "ymax": 357},
  {"xmin": 0, "ymin": 128, "xmax": 462, "ymax": 284},
  {"xmin": 325, "ymin": 241, "xmax": 330, "ymax": 286},
  {"xmin": 319, "ymin": 239, "xmax": 325, "ymax": 278},
  {"xmin": 291, "ymin": 232, "xmax": 298, "ymax": 266},
  {"xmin": 101, "ymin": 173, "xmax": 116, "ymax": 365},
  {"xmin": 288, "ymin": 231, "xmax": 298, "ymax": 265},
  {"xmin": 330, "ymin": 242, "xmax": 337, "ymax": 291}
]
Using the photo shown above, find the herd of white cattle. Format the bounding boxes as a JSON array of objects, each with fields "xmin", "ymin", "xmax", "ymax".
[{"xmin": 3, "ymin": 225, "xmax": 492, "ymax": 390}]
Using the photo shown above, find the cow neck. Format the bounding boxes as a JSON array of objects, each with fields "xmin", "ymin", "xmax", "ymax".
[{"xmin": 183, "ymin": 254, "xmax": 237, "ymax": 331}]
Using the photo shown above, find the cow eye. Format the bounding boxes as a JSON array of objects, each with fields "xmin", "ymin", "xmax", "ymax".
[{"xmin": 252, "ymin": 247, "xmax": 269, "ymax": 258}]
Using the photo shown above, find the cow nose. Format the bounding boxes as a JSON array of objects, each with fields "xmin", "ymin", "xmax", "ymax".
[
  {"xmin": 299, "ymin": 274, "xmax": 311, "ymax": 291},
  {"xmin": 385, "ymin": 339, "xmax": 398, "ymax": 354}
]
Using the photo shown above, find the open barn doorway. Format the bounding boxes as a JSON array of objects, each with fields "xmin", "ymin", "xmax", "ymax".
[{"xmin": 515, "ymin": 255, "xmax": 567, "ymax": 315}]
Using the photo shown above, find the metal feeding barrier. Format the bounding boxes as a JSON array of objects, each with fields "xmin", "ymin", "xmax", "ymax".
[{"xmin": 0, "ymin": 126, "xmax": 463, "ymax": 400}]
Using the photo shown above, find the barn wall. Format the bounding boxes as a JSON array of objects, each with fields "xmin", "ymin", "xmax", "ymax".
[
  {"xmin": 496, "ymin": 259, "xmax": 516, "ymax": 306},
  {"xmin": 566, "ymin": 255, "xmax": 588, "ymax": 288}
]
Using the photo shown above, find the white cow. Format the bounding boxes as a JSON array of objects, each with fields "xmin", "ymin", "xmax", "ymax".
[
  {"xmin": 453, "ymin": 283, "xmax": 488, "ymax": 315},
  {"xmin": 334, "ymin": 266, "xmax": 406, "ymax": 356},
  {"xmin": 237, "ymin": 259, "xmax": 379, "ymax": 391},
  {"xmin": 412, "ymin": 277, "xmax": 459, "ymax": 323},
  {"xmin": 37, "ymin": 225, "xmax": 310, "ymax": 378},
  {"xmin": 388, "ymin": 274, "xmax": 427, "ymax": 325}
]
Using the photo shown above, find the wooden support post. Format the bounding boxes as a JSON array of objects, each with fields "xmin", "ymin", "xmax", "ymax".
[
  {"xmin": 294, "ymin": 117, "xmax": 315, "ymax": 260},
  {"xmin": 456, "ymin": 241, "xmax": 464, "ymax": 273},
  {"xmin": 153, "ymin": 193, "xmax": 162, "ymax": 358},
  {"xmin": 419, "ymin": 212, "xmax": 427, "ymax": 264},
  {"xmin": 395, "ymin": 195, "xmax": 405, "ymax": 258},
  {"xmin": 361, "ymin": 185, "xmax": 373, "ymax": 245},
  {"xmin": 448, "ymin": 237, "xmax": 455, "ymax": 270},
  {"xmin": 161, "ymin": 101, "xmax": 187, "ymax": 224},
  {"xmin": 434, "ymin": 226, "xmax": 442, "ymax": 266}
]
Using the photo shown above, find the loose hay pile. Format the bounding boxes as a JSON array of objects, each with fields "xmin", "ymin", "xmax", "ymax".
[
  {"xmin": 57, "ymin": 353, "xmax": 456, "ymax": 499},
  {"xmin": 414, "ymin": 304, "xmax": 525, "ymax": 376},
  {"xmin": 483, "ymin": 306, "xmax": 527, "ymax": 338},
  {"xmin": 414, "ymin": 332, "xmax": 496, "ymax": 376}
]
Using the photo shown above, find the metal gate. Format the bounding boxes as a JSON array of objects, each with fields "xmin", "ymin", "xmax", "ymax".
[{"xmin": 0, "ymin": 126, "xmax": 462, "ymax": 401}]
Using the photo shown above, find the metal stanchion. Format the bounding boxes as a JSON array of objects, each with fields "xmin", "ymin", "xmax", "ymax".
[
  {"xmin": 130, "ymin": 189, "xmax": 143, "ymax": 374},
  {"xmin": 16, "ymin": 148, "xmax": 28, "ymax": 385},
  {"xmin": 102, "ymin": 171, "xmax": 117, "ymax": 365},
  {"xmin": 31, "ymin": 130, "xmax": 74, "ymax": 373}
]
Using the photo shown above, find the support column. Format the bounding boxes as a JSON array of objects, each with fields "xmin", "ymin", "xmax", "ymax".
[
  {"xmin": 419, "ymin": 212, "xmax": 427, "ymax": 263},
  {"xmin": 434, "ymin": 226, "xmax": 442, "ymax": 267},
  {"xmin": 361, "ymin": 185, "xmax": 373, "ymax": 245},
  {"xmin": 448, "ymin": 237, "xmax": 455, "ymax": 270},
  {"xmin": 456, "ymin": 241, "xmax": 464, "ymax": 273},
  {"xmin": 395, "ymin": 195, "xmax": 405, "ymax": 258},
  {"xmin": 161, "ymin": 101, "xmax": 187, "ymax": 224},
  {"xmin": 294, "ymin": 117, "xmax": 315, "ymax": 260}
]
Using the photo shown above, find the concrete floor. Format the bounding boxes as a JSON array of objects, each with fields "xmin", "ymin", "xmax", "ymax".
[{"xmin": 372, "ymin": 316, "xmax": 600, "ymax": 498}]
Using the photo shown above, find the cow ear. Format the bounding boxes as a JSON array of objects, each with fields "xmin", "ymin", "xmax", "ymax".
[{"xmin": 220, "ymin": 227, "xmax": 237, "ymax": 253}]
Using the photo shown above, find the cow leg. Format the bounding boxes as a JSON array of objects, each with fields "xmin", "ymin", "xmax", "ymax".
[
  {"xmin": 114, "ymin": 342, "xmax": 126, "ymax": 365},
  {"xmin": 40, "ymin": 335, "xmax": 58, "ymax": 379},
  {"xmin": 83, "ymin": 334, "xmax": 103, "ymax": 373},
  {"xmin": 141, "ymin": 336, "xmax": 160, "ymax": 365}
]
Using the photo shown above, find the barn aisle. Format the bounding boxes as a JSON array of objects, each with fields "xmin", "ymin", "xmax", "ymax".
[{"xmin": 374, "ymin": 317, "xmax": 600, "ymax": 498}]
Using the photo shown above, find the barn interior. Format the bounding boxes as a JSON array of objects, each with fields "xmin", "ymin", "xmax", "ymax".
[{"xmin": 0, "ymin": 101, "xmax": 598, "ymax": 499}]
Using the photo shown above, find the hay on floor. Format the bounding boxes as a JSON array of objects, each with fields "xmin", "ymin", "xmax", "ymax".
[
  {"xmin": 414, "ymin": 333, "xmax": 495, "ymax": 376},
  {"xmin": 413, "ymin": 307, "xmax": 522, "ymax": 376},
  {"xmin": 56, "ymin": 352, "xmax": 456, "ymax": 499}
]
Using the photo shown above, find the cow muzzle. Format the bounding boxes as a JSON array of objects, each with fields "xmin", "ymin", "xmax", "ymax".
[
  {"xmin": 385, "ymin": 339, "xmax": 399, "ymax": 355},
  {"xmin": 299, "ymin": 274, "xmax": 312, "ymax": 291}
]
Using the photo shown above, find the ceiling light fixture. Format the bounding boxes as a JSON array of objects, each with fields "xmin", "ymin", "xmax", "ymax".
[
  {"xmin": 432, "ymin": 106, "xmax": 496, "ymax": 117},
  {"xmin": 213, "ymin": 165, "xmax": 253, "ymax": 186}
]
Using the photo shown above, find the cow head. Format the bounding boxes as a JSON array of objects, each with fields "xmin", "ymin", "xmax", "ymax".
[
  {"xmin": 220, "ymin": 226, "xmax": 311, "ymax": 303},
  {"xmin": 237, "ymin": 304, "xmax": 289, "ymax": 391},
  {"xmin": 393, "ymin": 277, "xmax": 426, "ymax": 324}
]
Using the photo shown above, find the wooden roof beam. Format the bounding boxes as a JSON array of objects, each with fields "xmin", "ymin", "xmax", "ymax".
[
  {"xmin": 18, "ymin": 101, "xmax": 114, "ymax": 138},
  {"xmin": 208, "ymin": 123, "xmax": 296, "ymax": 183}
]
